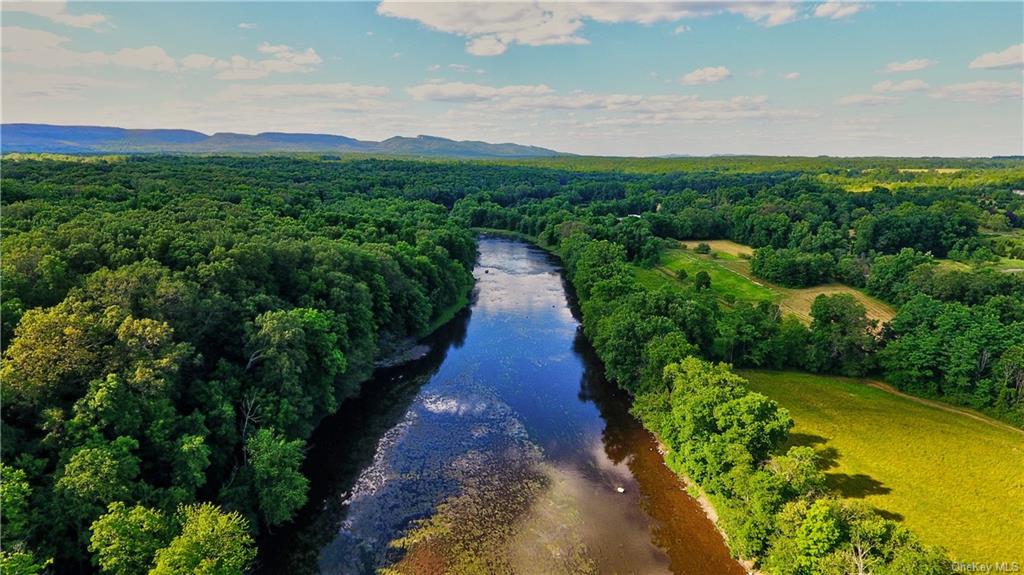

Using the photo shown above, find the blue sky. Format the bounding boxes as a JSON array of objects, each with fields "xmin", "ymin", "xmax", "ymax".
[{"xmin": 2, "ymin": 1, "xmax": 1022, "ymax": 156}]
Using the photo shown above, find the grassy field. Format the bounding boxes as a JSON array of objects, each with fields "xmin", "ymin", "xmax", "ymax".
[
  {"xmin": 651, "ymin": 241, "xmax": 896, "ymax": 324},
  {"xmin": 770, "ymin": 283, "xmax": 895, "ymax": 324},
  {"xmin": 635, "ymin": 247, "xmax": 776, "ymax": 303},
  {"xmin": 741, "ymin": 370, "xmax": 1024, "ymax": 564},
  {"xmin": 935, "ymin": 258, "xmax": 972, "ymax": 272},
  {"xmin": 994, "ymin": 257, "xmax": 1024, "ymax": 272},
  {"xmin": 680, "ymin": 239, "xmax": 754, "ymax": 258}
]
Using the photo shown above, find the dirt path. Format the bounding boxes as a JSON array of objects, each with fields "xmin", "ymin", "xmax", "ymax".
[{"xmin": 866, "ymin": 380, "xmax": 1024, "ymax": 436}]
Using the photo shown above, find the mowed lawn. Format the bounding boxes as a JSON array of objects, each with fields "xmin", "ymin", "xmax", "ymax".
[{"xmin": 741, "ymin": 370, "xmax": 1024, "ymax": 564}]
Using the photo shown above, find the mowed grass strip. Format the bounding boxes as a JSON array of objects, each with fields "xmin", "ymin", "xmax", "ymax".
[
  {"xmin": 643, "ymin": 248, "xmax": 778, "ymax": 303},
  {"xmin": 994, "ymin": 257, "xmax": 1024, "ymax": 272},
  {"xmin": 741, "ymin": 370, "xmax": 1024, "ymax": 564},
  {"xmin": 769, "ymin": 283, "xmax": 895, "ymax": 324},
  {"xmin": 676, "ymin": 240, "xmax": 896, "ymax": 324},
  {"xmin": 680, "ymin": 239, "xmax": 754, "ymax": 259}
]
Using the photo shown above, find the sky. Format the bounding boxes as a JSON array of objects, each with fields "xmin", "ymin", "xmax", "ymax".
[{"xmin": 2, "ymin": 1, "xmax": 1022, "ymax": 156}]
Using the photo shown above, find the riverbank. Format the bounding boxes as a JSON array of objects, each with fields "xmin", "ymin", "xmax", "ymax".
[
  {"xmin": 260, "ymin": 236, "xmax": 745, "ymax": 574},
  {"xmin": 475, "ymin": 227, "xmax": 749, "ymax": 568},
  {"xmin": 472, "ymin": 227, "xmax": 555, "ymax": 252},
  {"xmin": 528, "ymin": 230, "xmax": 954, "ymax": 572},
  {"xmin": 375, "ymin": 259, "xmax": 476, "ymax": 368},
  {"xmin": 419, "ymin": 287, "xmax": 472, "ymax": 339},
  {"xmin": 654, "ymin": 441, "xmax": 759, "ymax": 575}
]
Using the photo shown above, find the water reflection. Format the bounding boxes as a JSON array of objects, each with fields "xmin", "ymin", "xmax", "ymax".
[
  {"xmin": 572, "ymin": 334, "xmax": 746, "ymax": 575},
  {"xmin": 258, "ymin": 236, "xmax": 743, "ymax": 575},
  {"xmin": 256, "ymin": 306, "xmax": 471, "ymax": 574}
]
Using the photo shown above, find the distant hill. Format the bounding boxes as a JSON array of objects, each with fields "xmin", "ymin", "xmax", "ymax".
[{"xmin": 0, "ymin": 124, "xmax": 567, "ymax": 158}]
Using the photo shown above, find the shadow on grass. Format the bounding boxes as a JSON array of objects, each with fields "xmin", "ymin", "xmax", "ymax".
[
  {"xmin": 873, "ymin": 508, "xmax": 905, "ymax": 522},
  {"xmin": 826, "ymin": 472, "xmax": 892, "ymax": 498},
  {"xmin": 787, "ymin": 432, "xmax": 892, "ymax": 499},
  {"xmin": 788, "ymin": 432, "xmax": 828, "ymax": 448},
  {"xmin": 788, "ymin": 433, "xmax": 839, "ymax": 467}
]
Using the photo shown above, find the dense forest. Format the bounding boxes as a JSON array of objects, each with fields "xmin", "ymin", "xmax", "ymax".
[
  {"xmin": 1, "ymin": 156, "xmax": 475, "ymax": 573},
  {"xmin": 2, "ymin": 154, "xmax": 1023, "ymax": 573},
  {"xmin": 449, "ymin": 159, "xmax": 1024, "ymax": 423}
]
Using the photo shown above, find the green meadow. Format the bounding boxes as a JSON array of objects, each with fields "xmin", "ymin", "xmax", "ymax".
[
  {"xmin": 637, "ymin": 243, "xmax": 896, "ymax": 324},
  {"xmin": 741, "ymin": 370, "xmax": 1024, "ymax": 564},
  {"xmin": 634, "ymin": 247, "xmax": 776, "ymax": 302}
]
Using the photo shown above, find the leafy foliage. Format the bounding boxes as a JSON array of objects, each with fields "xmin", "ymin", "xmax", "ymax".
[
  {"xmin": 4, "ymin": 153, "xmax": 1020, "ymax": 571},
  {"xmin": 1, "ymin": 156, "xmax": 475, "ymax": 569},
  {"xmin": 149, "ymin": 504, "xmax": 256, "ymax": 575}
]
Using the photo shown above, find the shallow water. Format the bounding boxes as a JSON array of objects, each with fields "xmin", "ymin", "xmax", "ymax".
[{"xmin": 259, "ymin": 236, "xmax": 745, "ymax": 575}]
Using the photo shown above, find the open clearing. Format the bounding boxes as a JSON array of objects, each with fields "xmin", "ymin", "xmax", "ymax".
[
  {"xmin": 994, "ymin": 257, "xmax": 1024, "ymax": 273},
  {"xmin": 679, "ymin": 239, "xmax": 754, "ymax": 258},
  {"xmin": 741, "ymin": 370, "xmax": 1024, "ymax": 564},
  {"xmin": 635, "ymin": 247, "xmax": 775, "ymax": 303},
  {"xmin": 770, "ymin": 283, "xmax": 895, "ymax": 324},
  {"xmin": 653, "ymin": 242, "xmax": 896, "ymax": 324}
]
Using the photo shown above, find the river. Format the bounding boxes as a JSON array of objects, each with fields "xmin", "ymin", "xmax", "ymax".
[{"xmin": 259, "ymin": 236, "xmax": 745, "ymax": 575}]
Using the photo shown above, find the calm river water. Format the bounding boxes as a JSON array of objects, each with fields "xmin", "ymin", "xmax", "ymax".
[{"xmin": 259, "ymin": 236, "xmax": 745, "ymax": 575}]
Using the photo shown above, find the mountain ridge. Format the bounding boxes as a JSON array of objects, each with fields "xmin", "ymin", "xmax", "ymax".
[{"xmin": 0, "ymin": 123, "xmax": 567, "ymax": 158}]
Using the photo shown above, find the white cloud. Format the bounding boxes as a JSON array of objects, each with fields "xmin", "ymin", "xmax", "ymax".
[
  {"xmin": 968, "ymin": 44, "xmax": 1024, "ymax": 70},
  {"xmin": 427, "ymin": 63, "xmax": 442, "ymax": 72},
  {"xmin": 402, "ymin": 82, "xmax": 814, "ymax": 126},
  {"xmin": 3, "ymin": 26, "xmax": 71, "ymax": 50},
  {"xmin": 872, "ymin": 79, "xmax": 929, "ymax": 93},
  {"xmin": 466, "ymin": 35, "xmax": 516, "ymax": 56},
  {"xmin": 109, "ymin": 46, "xmax": 177, "ymax": 72},
  {"xmin": 813, "ymin": 1, "xmax": 865, "ymax": 20},
  {"xmin": 238, "ymin": 22, "xmax": 258, "ymax": 30},
  {"xmin": 931, "ymin": 81, "xmax": 1023, "ymax": 103},
  {"xmin": 2, "ymin": 1, "xmax": 107, "ymax": 29},
  {"xmin": 2, "ymin": 71, "xmax": 128, "ymax": 101},
  {"xmin": 673, "ymin": 25, "xmax": 691, "ymax": 35},
  {"xmin": 836, "ymin": 93, "xmax": 899, "ymax": 106},
  {"xmin": 406, "ymin": 81, "xmax": 553, "ymax": 102},
  {"xmin": 679, "ymin": 66, "xmax": 731, "ymax": 85},
  {"xmin": 211, "ymin": 82, "xmax": 390, "ymax": 103},
  {"xmin": 257, "ymin": 43, "xmax": 290, "ymax": 55},
  {"xmin": 725, "ymin": 3, "xmax": 800, "ymax": 26},
  {"xmin": 378, "ymin": 2, "xmax": 801, "ymax": 56},
  {"xmin": 881, "ymin": 59, "xmax": 935, "ymax": 73},
  {"xmin": 183, "ymin": 42, "xmax": 322, "ymax": 80},
  {"xmin": 182, "ymin": 54, "xmax": 217, "ymax": 70},
  {"xmin": 781, "ymin": 72, "xmax": 800, "ymax": 80},
  {"xmin": 391, "ymin": 52, "xmax": 403, "ymax": 59},
  {"xmin": 2, "ymin": 26, "xmax": 176, "ymax": 72}
]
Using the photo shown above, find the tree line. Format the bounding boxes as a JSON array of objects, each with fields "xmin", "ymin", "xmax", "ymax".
[
  {"xmin": 1, "ymin": 156, "xmax": 475, "ymax": 573},
  {"xmin": 557, "ymin": 228, "xmax": 952, "ymax": 574},
  {"xmin": 448, "ymin": 164, "xmax": 1024, "ymax": 425},
  {"xmin": 3, "ymin": 154, "xmax": 1022, "ymax": 573}
]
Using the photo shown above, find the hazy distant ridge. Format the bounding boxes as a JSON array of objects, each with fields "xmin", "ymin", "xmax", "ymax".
[{"xmin": 1, "ymin": 124, "xmax": 566, "ymax": 158}]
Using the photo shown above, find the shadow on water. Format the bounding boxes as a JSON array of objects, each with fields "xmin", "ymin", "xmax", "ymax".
[
  {"xmin": 560, "ymin": 267, "xmax": 744, "ymax": 575},
  {"xmin": 571, "ymin": 334, "xmax": 748, "ymax": 575},
  {"xmin": 259, "ymin": 237, "xmax": 747, "ymax": 575},
  {"xmin": 256, "ymin": 305, "xmax": 472, "ymax": 574}
]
